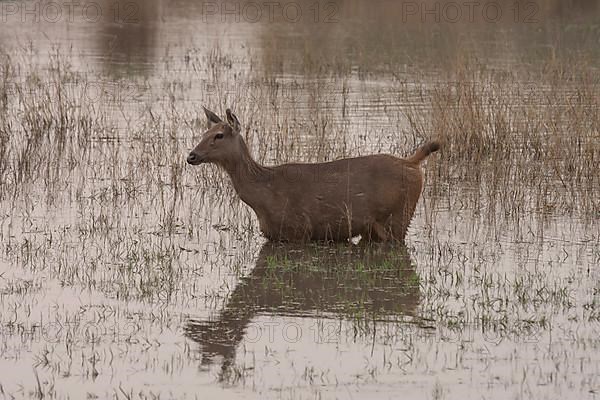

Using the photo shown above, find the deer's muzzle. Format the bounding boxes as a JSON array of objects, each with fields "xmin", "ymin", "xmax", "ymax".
[{"xmin": 187, "ymin": 152, "xmax": 204, "ymax": 165}]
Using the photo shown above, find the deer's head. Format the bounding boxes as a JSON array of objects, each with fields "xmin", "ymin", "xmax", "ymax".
[{"xmin": 187, "ymin": 107, "xmax": 242, "ymax": 166}]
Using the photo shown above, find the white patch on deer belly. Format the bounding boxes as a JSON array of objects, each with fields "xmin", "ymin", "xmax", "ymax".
[{"xmin": 350, "ymin": 235, "xmax": 362, "ymax": 245}]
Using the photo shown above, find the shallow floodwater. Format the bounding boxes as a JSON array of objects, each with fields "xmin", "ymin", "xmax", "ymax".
[{"xmin": 0, "ymin": 1, "xmax": 599, "ymax": 399}]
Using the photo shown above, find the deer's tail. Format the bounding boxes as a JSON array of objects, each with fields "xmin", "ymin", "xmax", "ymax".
[{"xmin": 405, "ymin": 140, "xmax": 440, "ymax": 164}]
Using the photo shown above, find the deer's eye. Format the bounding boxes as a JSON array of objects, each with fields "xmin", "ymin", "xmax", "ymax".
[{"xmin": 215, "ymin": 133, "xmax": 224, "ymax": 139}]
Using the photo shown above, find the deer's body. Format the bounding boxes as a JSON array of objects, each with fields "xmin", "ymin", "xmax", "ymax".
[{"xmin": 187, "ymin": 108, "xmax": 439, "ymax": 243}]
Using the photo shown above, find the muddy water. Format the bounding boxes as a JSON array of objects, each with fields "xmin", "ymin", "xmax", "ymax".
[{"xmin": 0, "ymin": 1, "xmax": 599, "ymax": 399}]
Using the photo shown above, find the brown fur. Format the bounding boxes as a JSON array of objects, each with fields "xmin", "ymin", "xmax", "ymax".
[{"xmin": 187, "ymin": 108, "xmax": 440, "ymax": 243}]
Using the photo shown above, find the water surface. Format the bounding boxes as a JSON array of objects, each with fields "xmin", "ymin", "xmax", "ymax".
[{"xmin": 0, "ymin": 1, "xmax": 599, "ymax": 399}]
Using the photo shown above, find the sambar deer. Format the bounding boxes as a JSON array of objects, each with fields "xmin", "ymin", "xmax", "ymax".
[{"xmin": 187, "ymin": 107, "xmax": 439, "ymax": 243}]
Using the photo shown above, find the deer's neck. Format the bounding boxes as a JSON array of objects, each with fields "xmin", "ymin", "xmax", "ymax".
[{"xmin": 219, "ymin": 139, "xmax": 272, "ymax": 208}]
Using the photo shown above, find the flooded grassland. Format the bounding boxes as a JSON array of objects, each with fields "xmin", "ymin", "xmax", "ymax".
[{"xmin": 0, "ymin": 1, "xmax": 599, "ymax": 399}]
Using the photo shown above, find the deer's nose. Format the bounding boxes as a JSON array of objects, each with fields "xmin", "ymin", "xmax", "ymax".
[{"xmin": 187, "ymin": 153, "xmax": 200, "ymax": 165}]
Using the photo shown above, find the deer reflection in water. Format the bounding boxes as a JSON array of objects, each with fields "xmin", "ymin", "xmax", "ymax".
[{"xmin": 184, "ymin": 242, "xmax": 421, "ymax": 380}]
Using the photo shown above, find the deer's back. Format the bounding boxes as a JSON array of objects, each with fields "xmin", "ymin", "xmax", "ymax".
[{"xmin": 253, "ymin": 154, "xmax": 423, "ymax": 241}]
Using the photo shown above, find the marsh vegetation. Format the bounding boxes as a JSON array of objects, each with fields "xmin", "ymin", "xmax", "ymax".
[{"xmin": 0, "ymin": 0, "xmax": 599, "ymax": 399}]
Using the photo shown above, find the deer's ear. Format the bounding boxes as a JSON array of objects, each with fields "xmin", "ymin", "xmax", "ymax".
[
  {"xmin": 225, "ymin": 108, "xmax": 241, "ymax": 134},
  {"xmin": 203, "ymin": 106, "xmax": 222, "ymax": 129}
]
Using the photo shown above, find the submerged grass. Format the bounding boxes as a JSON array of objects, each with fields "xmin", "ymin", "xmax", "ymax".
[
  {"xmin": 1, "ymin": 47, "xmax": 598, "ymax": 223},
  {"xmin": 403, "ymin": 61, "xmax": 600, "ymax": 223},
  {"xmin": 0, "ymin": 42, "xmax": 598, "ymax": 399}
]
